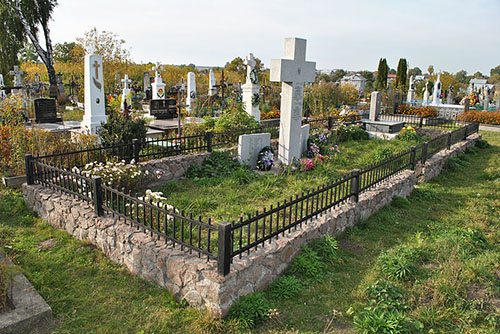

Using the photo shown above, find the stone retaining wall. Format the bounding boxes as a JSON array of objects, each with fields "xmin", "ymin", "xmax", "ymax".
[{"xmin": 23, "ymin": 134, "xmax": 480, "ymax": 317}]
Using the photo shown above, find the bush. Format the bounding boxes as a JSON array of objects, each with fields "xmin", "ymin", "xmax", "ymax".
[
  {"xmin": 267, "ymin": 275, "xmax": 303, "ymax": 300},
  {"xmin": 354, "ymin": 305, "xmax": 423, "ymax": 334},
  {"xmin": 377, "ymin": 247, "xmax": 420, "ymax": 281},
  {"xmin": 335, "ymin": 124, "xmax": 369, "ymax": 142},
  {"xmin": 476, "ymin": 139, "xmax": 490, "ymax": 149},
  {"xmin": 229, "ymin": 292, "xmax": 271, "ymax": 326},
  {"xmin": 457, "ymin": 110, "xmax": 500, "ymax": 125},
  {"xmin": 81, "ymin": 160, "xmax": 150, "ymax": 190},
  {"xmin": 396, "ymin": 127, "xmax": 420, "ymax": 141},
  {"xmin": 211, "ymin": 101, "xmax": 259, "ymax": 133},
  {"xmin": 186, "ymin": 151, "xmax": 241, "ymax": 178},
  {"xmin": 309, "ymin": 235, "xmax": 339, "ymax": 264},
  {"xmin": 445, "ymin": 157, "xmax": 469, "ymax": 172},
  {"xmin": 365, "ymin": 279, "xmax": 408, "ymax": 311},
  {"xmin": 99, "ymin": 110, "xmax": 147, "ymax": 146},
  {"xmin": 290, "ymin": 246, "xmax": 326, "ymax": 281}
]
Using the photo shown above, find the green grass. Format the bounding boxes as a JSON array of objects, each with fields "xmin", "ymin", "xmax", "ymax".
[
  {"xmin": 0, "ymin": 132, "xmax": 497, "ymax": 333},
  {"xmin": 155, "ymin": 137, "xmax": 421, "ymax": 223},
  {"xmin": 62, "ymin": 108, "xmax": 84, "ymax": 121}
]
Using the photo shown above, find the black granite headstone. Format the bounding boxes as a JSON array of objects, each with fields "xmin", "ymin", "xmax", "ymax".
[
  {"xmin": 150, "ymin": 98, "xmax": 177, "ymax": 119},
  {"xmin": 34, "ymin": 98, "xmax": 62, "ymax": 123}
]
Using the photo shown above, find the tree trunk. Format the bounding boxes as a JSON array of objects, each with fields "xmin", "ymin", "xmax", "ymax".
[{"xmin": 41, "ymin": 21, "xmax": 56, "ymax": 87}]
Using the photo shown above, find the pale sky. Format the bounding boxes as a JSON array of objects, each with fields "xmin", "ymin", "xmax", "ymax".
[{"xmin": 50, "ymin": 0, "xmax": 500, "ymax": 75}]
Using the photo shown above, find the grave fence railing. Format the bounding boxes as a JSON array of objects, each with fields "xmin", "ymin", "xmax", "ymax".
[{"xmin": 25, "ymin": 122, "xmax": 480, "ymax": 276}]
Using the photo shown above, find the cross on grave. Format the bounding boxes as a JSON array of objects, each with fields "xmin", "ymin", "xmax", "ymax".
[
  {"xmin": 121, "ymin": 74, "xmax": 132, "ymax": 109},
  {"xmin": 122, "ymin": 74, "xmax": 132, "ymax": 90},
  {"xmin": 244, "ymin": 53, "xmax": 257, "ymax": 84},
  {"xmin": 270, "ymin": 37, "xmax": 316, "ymax": 165},
  {"xmin": 9, "ymin": 65, "xmax": 24, "ymax": 87}
]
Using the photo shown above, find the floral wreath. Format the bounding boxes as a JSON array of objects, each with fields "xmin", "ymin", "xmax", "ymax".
[{"xmin": 256, "ymin": 146, "xmax": 274, "ymax": 171}]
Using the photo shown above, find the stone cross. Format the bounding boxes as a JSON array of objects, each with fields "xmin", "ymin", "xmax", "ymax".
[
  {"xmin": 9, "ymin": 65, "xmax": 24, "ymax": 87},
  {"xmin": 208, "ymin": 70, "xmax": 217, "ymax": 96},
  {"xmin": 431, "ymin": 74, "xmax": 442, "ymax": 106},
  {"xmin": 81, "ymin": 54, "xmax": 106, "ymax": 135},
  {"xmin": 270, "ymin": 37, "xmax": 316, "ymax": 165},
  {"xmin": 151, "ymin": 64, "xmax": 166, "ymax": 100},
  {"xmin": 121, "ymin": 74, "xmax": 132, "ymax": 109},
  {"xmin": 0, "ymin": 74, "xmax": 4, "ymax": 87},
  {"xmin": 407, "ymin": 75, "xmax": 415, "ymax": 103},
  {"xmin": 186, "ymin": 72, "xmax": 196, "ymax": 112},
  {"xmin": 244, "ymin": 53, "xmax": 257, "ymax": 84},
  {"xmin": 370, "ymin": 91, "xmax": 381, "ymax": 121}
]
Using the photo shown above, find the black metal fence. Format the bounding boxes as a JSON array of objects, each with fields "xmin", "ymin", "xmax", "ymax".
[
  {"xmin": 378, "ymin": 114, "xmax": 463, "ymax": 129},
  {"xmin": 25, "ymin": 122, "xmax": 480, "ymax": 276}
]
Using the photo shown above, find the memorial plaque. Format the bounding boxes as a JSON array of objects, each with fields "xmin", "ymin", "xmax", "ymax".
[
  {"xmin": 150, "ymin": 98, "xmax": 177, "ymax": 119},
  {"xmin": 34, "ymin": 98, "xmax": 62, "ymax": 123}
]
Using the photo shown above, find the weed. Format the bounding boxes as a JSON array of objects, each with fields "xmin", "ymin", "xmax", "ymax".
[
  {"xmin": 309, "ymin": 235, "xmax": 339, "ymax": 264},
  {"xmin": 267, "ymin": 275, "xmax": 303, "ymax": 300},
  {"xmin": 475, "ymin": 139, "xmax": 490, "ymax": 149},
  {"xmin": 445, "ymin": 157, "xmax": 469, "ymax": 172},
  {"xmin": 391, "ymin": 196, "xmax": 411, "ymax": 209},
  {"xmin": 365, "ymin": 279, "xmax": 408, "ymax": 311},
  {"xmin": 373, "ymin": 147, "xmax": 395, "ymax": 162},
  {"xmin": 290, "ymin": 246, "xmax": 326, "ymax": 281},
  {"xmin": 228, "ymin": 292, "xmax": 271, "ymax": 326},
  {"xmin": 465, "ymin": 146, "xmax": 479, "ymax": 155},
  {"xmin": 377, "ymin": 246, "xmax": 420, "ymax": 281},
  {"xmin": 353, "ymin": 305, "xmax": 423, "ymax": 334}
]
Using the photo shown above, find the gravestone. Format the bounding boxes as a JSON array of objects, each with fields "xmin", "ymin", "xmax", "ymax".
[
  {"xmin": 423, "ymin": 82, "xmax": 430, "ymax": 105},
  {"xmin": 242, "ymin": 53, "xmax": 261, "ymax": 121},
  {"xmin": 270, "ymin": 37, "xmax": 316, "ymax": 165},
  {"xmin": 369, "ymin": 91, "xmax": 381, "ymax": 121},
  {"xmin": 143, "ymin": 71, "xmax": 151, "ymax": 100},
  {"xmin": 151, "ymin": 64, "xmax": 166, "ymax": 99},
  {"xmin": 121, "ymin": 74, "xmax": 132, "ymax": 109},
  {"xmin": 431, "ymin": 74, "xmax": 442, "ymax": 106},
  {"xmin": 149, "ymin": 99, "xmax": 177, "ymax": 119},
  {"xmin": 9, "ymin": 65, "xmax": 24, "ymax": 94},
  {"xmin": 208, "ymin": 70, "xmax": 217, "ymax": 96},
  {"xmin": 447, "ymin": 86, "xmax": 453, "ymax": 104},
  {"xmin": 496, "ymin": 94, "xmax": 500, "ymax": 110},
  {"xmin": 0, "ymin": 74, "xmax": 5, "ymax": 99},
  {"xmin": 81, "ymin": 54, "xmax": 106, "ymax": 134},
  {"xmin": 34, "ymin": 98, "xmax": 62, "ymax": 123},
  {"xmin": 186, "ymin": 72, "xmax": 196, "ymax": 112},
  {"xmin": 407, "ymin": 75, "xmax": 415, "ymax": 102},
  {"xmin": 56, "ymin": 72, "xmax": 65, "ymax": 96},
  {"xmin": 238, "ymin": 133, "xmax": 271, "ymax": 169},
  {"xmin": 300, "ymin": 124, "xmax": 310, "ymax": 155},
  {"xmin": 392, "ymin": 92, "xmax": 400, "ymax": 113}
]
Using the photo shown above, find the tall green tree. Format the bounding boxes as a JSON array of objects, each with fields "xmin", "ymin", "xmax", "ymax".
[
  {"xmin": 395, "ymin": 58, "xmax": 408, "ymax": 92},
  {"xmin": 375, "ymin": 58, "xmax": 388, "ymax": 90},
  {"xmin": 1, "ymin": 0, "xmax": 58, "ymax": 86},
  {"xmin": 408, "ymin": 67, "xmax": 422, "ymax": 77},
  {"xmin": 0, "ymin": 1, "xmax": 24, "ymax": 77}
]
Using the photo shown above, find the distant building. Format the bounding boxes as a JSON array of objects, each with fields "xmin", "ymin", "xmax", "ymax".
[
  {"xmin": 468, "ymin": 78, "xmax": 493, "ymax": 93},
  {"xmin": 387, "ymin": 74, "xmax": 397, "ymax": 84},
  {"xmin": 340, "ymin": 73, "xmax": 367, "ymax": 91},
  {"xmin": 414, "ymin": 75, "xmax": 426, "ymax": 82}
]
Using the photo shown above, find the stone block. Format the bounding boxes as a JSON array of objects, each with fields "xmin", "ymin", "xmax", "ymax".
[{"xmin": 238, "ymin": 133, "xmax": 271, "ymax": 169}]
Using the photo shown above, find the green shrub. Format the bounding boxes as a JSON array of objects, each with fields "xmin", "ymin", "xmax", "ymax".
[
  {"xmin": 290, "ymin": 247, "xmax": 326, "ymax": 281},
  {"xmin": 373, "ymin": 147, "xmax": 395, "ymax": 162},
  {"xmin": 395, "ymin": 127, "xmax": 420, "ymax": 142},
  {"xmin": 309, "ymin": 235, "xmax": 339, "ymax": 264},
  {"xmin": 377, "ymin": 247, "xmax": 419, "ymax": 281},
  {"xmin": 99, "ymin": 111, "xmax": 147, "ymax": 146},
  {"xmin": 445, "ymin": 157, "xmax": 469, "ymax": 172},
  {"xmin": 267, "ymin": 275, "xmax": 303, "ymax": 299},
  {"xmin": 365, "ymin": 279, "xmax": 408, "ymax": 311},
  {"xmin": 391, "ymin": 196, "xmax": 411, "ymax": 209},
  {"xmin": 475, "ymin": 139, "xmax": 490, "ymax": 149},
  {"xmin": 211, "ymin": 101, "xmax": 259, "ymax": 133},
  {"xmin": 229, "ymin": 292, "xmax": 271, "ymax": 326},
  {"xmin": 229, "ymin": 168, "xmax": 256, "ymax": 185},
  {"xmin": 186, "ymin": 151, "xmax": 241, "ymax": 178},
  {"xmin": 354, "ymin": 305, "xmax": 423, "ymax": 334},
  {"xmin": 465, "ymin": 146, "xmax": 479, "ymax": 155},
  {"xmin": 335, "ymin": 124, "xmax": 369, "ymax": 142}
]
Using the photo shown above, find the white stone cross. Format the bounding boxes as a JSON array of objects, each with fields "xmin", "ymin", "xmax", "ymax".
[
  {"xmin": 121, "ymin": 74, "xmax": 132, "ymax": 90},
  {"xmin": 0, "ymin": 74, "xmax": 4, "ymax": 87},
  {"xmin": 244, "ymin": 53, "xmax": 256, "ymax": 83},
  {"xmin": 270, "ymin": 37, "xmax": 316, "ymax": 165},
  {"xmin": 9, "ymin": 65, "xmax": 24, "ymax": 87}
]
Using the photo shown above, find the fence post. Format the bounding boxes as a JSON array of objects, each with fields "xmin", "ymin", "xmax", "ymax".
[
  {"xmin": 132, "ymin": 139, "xmax": 140, "ymax": 163},
  {"xmin": 410, "ymin": 146, "xmax": 416, "ymax": 170},
  {"xmin": 350, "ymin": 169, "xmax": 360, "ymax": 203},
  {"xmin": 206, "ymin": 131, "xmax": 213, "ymax": 152},
  {"xmin": 328, "ymin": 116, "xmax": 333, "ymax": 130},
  {"xmin": 421, "ymin": 142, "xmax": 428, "ymax": 164},
  {"xmin": 92, "ymin": 176, "xmax": 104, "ymax": 216},
  {"xmin": 447, "ymin": 132, "xmax": 452, "ymax": 150},
  {"xmin": 217, "ymin": 221, "xmax": 232, "ymax": 276},
  {"xmin": 25, "ymin": 154, "xmax": 34, "ymax": 185},
  {"xmin": 419, "ymin": 116, "xmax": 424, "ymax": 128}
]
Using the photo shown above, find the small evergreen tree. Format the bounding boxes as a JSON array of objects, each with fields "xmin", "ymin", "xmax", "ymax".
[
  {"xmin": 375, "ymin": 58, "xmax": 388, "ymax": 90},
  {"xmin": 395, "ymin": 58, "xmax": 408, "ymax": 92}
]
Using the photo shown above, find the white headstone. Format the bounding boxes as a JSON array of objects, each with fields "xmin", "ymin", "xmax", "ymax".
[
  {"xmin": 121, "ymin": 74, "xmax": 132, "ymax": 109},
  {"xmin": 186, "ymin": 72, "xmax": 196, "ymax": 112},
  {"xmin": 242, "ymin": 53, "xmax": 261, "ymax": 121},
  {"xmin": 431, "ymin": 74, "xmax": 442, "ymax": 106},
  {"xmin": 369, "ymin": 91, "xmax": 381, "ymax": 121},
  {"xmin": 0, "ymin": 74, "xmax": 4, "ymax": 87},
  {"xmin": 208, "ymin": 70, "xmax": 217, "ymax": 96},
  {"xmin": 270, "ymin": 37, "xmax": 316, "ymax": 165},
  {"xmin": 151, "ymin": 64, "xmax": 166, "ymax": 99},
  {"xmin": 407, "ymin": 75, "xmax": 415, "ymax": 103},
  {"xmin": 300, "ymin": 124, "xmax": 310, "ymax": 155},
  {"xmin": 423, "ymin": 82, "xmax": 430, "ymax": 105},
  {"xmin": 0, "ymin": 74, "xmax": 4, "ymax": 99},
  {"xmin": 238, "ymin": 133, "xmax": 271, "ymax": 169},
  {"xmin": 447, "ymin": 87, "xmax": 453, "ymax": 104},
  {"xmin": 81, "ymin": 54, "xmax": 106, "ymax": 135}
]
